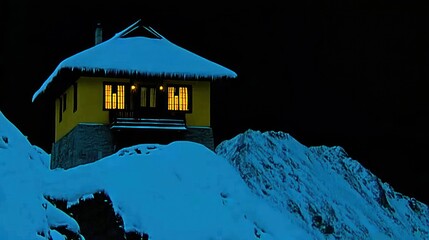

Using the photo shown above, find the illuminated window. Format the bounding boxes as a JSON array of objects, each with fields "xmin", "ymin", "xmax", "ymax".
[
  {"xmin": 104, "ymin": 83, "xmax": 126, "ymax": 110},
  {"xmin": 117, "ymin": 85, "xmax": 125, "ymax": 109},
  {"xmin": 167, "ymin": 86, "xmax": 191, "ymax": 112},
  {"xmin": 179, "ymin": 87, "xmax": 187, "ymax": 111},
  {"xmin": 105, "ymin": 84, "xmax": 112, "ymax": 109}
]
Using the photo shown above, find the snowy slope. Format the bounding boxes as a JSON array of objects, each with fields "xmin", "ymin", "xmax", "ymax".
[
  {"xmin": 43, "ymin": 142, "xmax": 313, "ymax": 240},
  {"xmin": 0, "ymin": 111, "xmax": 311, "ymax": 239},
  {"xmin": 2, "ymin": 110, "xmax": 428, "ymax": 239},
  {"xmin": 0, "ymin": 111, "xmax": 80, "ymax": 240},
  {"xmin": 215, "ymin": 129, "xmax": 429, "ymax": 240}
]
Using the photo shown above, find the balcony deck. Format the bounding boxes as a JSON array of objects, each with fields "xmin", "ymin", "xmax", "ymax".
[{"xmin": 109, "ymin": 110, "xmax": 187, "ymax": 131}]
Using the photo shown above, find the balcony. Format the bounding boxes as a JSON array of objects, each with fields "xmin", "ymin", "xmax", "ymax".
[{"xmin": 109, "ymin": 110, "xmax": 187, "ymax": 131}]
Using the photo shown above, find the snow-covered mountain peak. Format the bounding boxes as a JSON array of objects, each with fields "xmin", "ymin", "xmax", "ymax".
[{"xmin": 216, "ymin": 129, "xmax": 429, "ymax": 239}]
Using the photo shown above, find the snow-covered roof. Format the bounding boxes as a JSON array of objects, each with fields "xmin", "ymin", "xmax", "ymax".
[{"xmin": 32, "ymin": 19, "xmax": 237, "ymax": 102}]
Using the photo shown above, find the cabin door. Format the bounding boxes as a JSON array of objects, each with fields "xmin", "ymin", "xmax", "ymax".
[{"xmin": 136, "ymin": 86, "xmax": 166, "ymax": 117}]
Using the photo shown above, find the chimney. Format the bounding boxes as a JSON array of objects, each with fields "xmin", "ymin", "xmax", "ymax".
[{"xmin": 95, "ymin": 23, "xmax": 102, "ymax": 45}]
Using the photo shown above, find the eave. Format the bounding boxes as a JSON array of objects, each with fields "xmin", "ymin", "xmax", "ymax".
[
  {"xmin": 32, "ymin": 19, "xmax": 237, "ymax": 103},
  {"xmin": 32, "ymin": 66, "xmax": 234, "ymax": 103}
]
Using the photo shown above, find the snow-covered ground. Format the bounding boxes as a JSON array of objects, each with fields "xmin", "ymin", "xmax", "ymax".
[
  {"xmin": 0, "ymin": 111, "xmax": 308, "ymax": 239},
  {"xmin": 1, "ymin": 110, "xmax": 428, "ymax": 239}
]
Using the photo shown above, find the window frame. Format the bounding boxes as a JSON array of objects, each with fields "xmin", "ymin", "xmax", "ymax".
[
  {"xmin": 58, "ymin": 96, "xmax": 63, "ymax": 122},
  {"xmin": 62, "ymin": 93, "xmax": 67, "ymax": 112},
  {"xmin": 139, "ymin": 86, "xmax": 158, "ymax": 108},
  {"xmin": 166, "ymin": 84, "xmax": 192, "ymax": 113},
  {"xmin": 73, "ymin": 83, "xmax": 78, "ymax": 113},
  {"xmin": 103, "ymin": 82, "xmax": 129, "ymax": 110}
]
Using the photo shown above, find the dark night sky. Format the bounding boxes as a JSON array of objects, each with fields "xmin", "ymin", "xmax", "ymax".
[{"xmin": 2, "ymin": 1, "xmax": 428, "ymax": 204}]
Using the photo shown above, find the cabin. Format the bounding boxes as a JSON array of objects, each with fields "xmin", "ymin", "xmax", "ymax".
[{"xmin": 32, "ymin": 19, "xmax": 237, "ymax": 169}]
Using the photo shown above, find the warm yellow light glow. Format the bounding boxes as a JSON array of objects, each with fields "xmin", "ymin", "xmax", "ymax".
[
  {"xmin": 105, "ymin": 84, "xmax": 125, "ymax": 109},
  {"xmin": 105, "ymin": 85, "xmax": 112, "ymax": 109},
  {"xmin": 131, "ymin": 85, "xmax": 136, "ymax": 91},
  {"xmin": 168, "ymin": 87, "xmax": 175, "ymax": 110},
  {"xmin": 117, "ymin": 85, "xmax": 125, "ymax": 109},
  {"xmin": 112, "ymin": 93, "xmax": 117, "ymax": 109},
  {"xmin": 168, "ymin": 86, "xmax": 189, "ymax": 111},
  {"xmin": 159, "ymin": 85, "xmax": 164, "ymax": 91},
  {"xmin": 179, "ymin": 87, "xmax": 188, "ymax": 111},
  {"xmin": 174, "ymin": 96, "xmax": 179, "ymax": 110}
]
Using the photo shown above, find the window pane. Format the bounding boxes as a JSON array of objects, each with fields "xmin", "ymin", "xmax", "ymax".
[
  {"xmin": 150, "ymin": 88, "xmax": 156, "ymax": 108},
  {"xmin": 117, "ymin": 85, "xmax": 125, "ymax": 109},
  {"xmin": 140, "ymin": 87, "xmax": 147, "ymax": 107},
  {"xmin": 63, "ymin": 93, "xmax": 67, "ymax": 112},
  {"xmin": 59, "ymin": 97, "xmax": 62, "ymax": 122},
  {"xmin": 174, "ymin": 95, "xmax": 179, "ymax": 110},
  {"xmin": 105, "ymin": 85, "xmax": 112, "ymax": 109},
  {"xmin": 73, "ymin": 83, "xmax": 77, "ymax": 112},
  {"xmin": 179, "ymin": 87, "xmax": 188, "ymax": 111},
  {"xmin": 112, "ymin": 93, "xmax": 117, "ymax": 109},
  {"xmin": 168, "ymin": 87, "xmax": 176, "ymax": 110},
  {"xmin": 167, "ymin": 86, "xmax": 189, "ymax": 111}
]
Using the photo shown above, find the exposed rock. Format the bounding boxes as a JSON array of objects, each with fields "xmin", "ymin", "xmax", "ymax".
[{"xmin": 46, "ymin": 191, "xmax": 148, "ymax": 240}]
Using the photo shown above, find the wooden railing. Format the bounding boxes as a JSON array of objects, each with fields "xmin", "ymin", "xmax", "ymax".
[{"xmin": 109, "ymin": 110, "xmax": 186, "ymax": 130}]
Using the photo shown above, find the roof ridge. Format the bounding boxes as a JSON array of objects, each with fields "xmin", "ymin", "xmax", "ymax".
[
  {"xmin": 112, "ymin": 19, "xmax": 164, "ymax": 40},
  {"xmin": 143, "ymin": 26, "xmax": 164, "ymax": 39},
  {"xmin": 113, "ymin": 19, "xmax": 141, "ymax": 39}
]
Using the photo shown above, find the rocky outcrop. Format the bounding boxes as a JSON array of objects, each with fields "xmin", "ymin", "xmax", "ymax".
[{"xmin": 46, "ymin": 191, "xmax": 149, "ymax": 240}]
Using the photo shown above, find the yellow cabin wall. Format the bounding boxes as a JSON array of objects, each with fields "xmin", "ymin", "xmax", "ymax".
[
  {"xmin": 55, "ymin": 77, "xmax": 128, "ymax": 142},
  {"xmin": 55, "ymin": 77, "xmax": 211, "ymax": 142},
  {"xmin": 54, "ymin": 85, "xmax": 74, "ymax": 142},
  {"xmin": 76, "ymin": 77, "xmax": 128, "ymax": 124}
]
